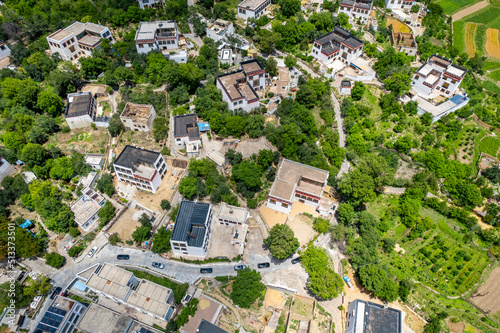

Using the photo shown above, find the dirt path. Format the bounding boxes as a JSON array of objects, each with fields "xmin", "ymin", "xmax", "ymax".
[{"xmin": 452, "ymin": 0, "xmax": 489, "ymax": 21}]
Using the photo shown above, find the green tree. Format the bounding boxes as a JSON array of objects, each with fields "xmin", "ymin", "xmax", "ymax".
[
  {"xmin": 358, "ymin": 264, "xmax": 399, "ymax": 301},
  {"xmin": 351, "ymin": 82, "xmax": 365, "ymax": 101},
  {"xmin": 410, "ymin": 4, "xmax": 420, "ymax": 12},
  {"xmin": 151, "ymin": 228, "xmax": 172, "ymax": 254},
  {"xmin": 230, "ymin": 269, "xmax": 266, "ymax": 308},
  {"xmin": 132, "ymin": 226, "xmax": 151, "ymax": 244},
  {"xmin": 68, "ymin": 245, "xmax": 83, "ymax": 257},
  {"xmin": 161, "ymin": 199, "xmax": 171, "ymax": 211},
  {"xmin": 96, "ymin": 173, "xmax": 115, "ymax": 197},
  {"xmin": 20, "ymin": 143, "xmax": 48, "ymax": 168},
  {"xmin": 153, "ymin": 117, "xmax": 168, "ymax": 142},
  {"xmin": 45, "ymin": 252, "xmax": 65, "ymax": 268},
  {"xmin": 98, "ymin": 201, "xmax": 116, "ymax": 228},
  {"xmin": 280, "ymin": 0, "xmax": 301, "ymax": 17},
  {"xmin": 313, "ymin": 218, "xmax": 330, "ymax": 233},
  {"xmin": 108, "ymin": 113, "xmax": 125, "ymax": 137},
  {"xmin": 264, "ymin": 224, "xmax": 300, "ymax": 259},
  {"xmin": 384, "ymin": 71, "xmax": 412, "ymax": 96},
  {"xmin": 37, "ymin": 89, "xmax": 64, "ymax": 117},
  {"xmin": 69, "ymin": 227, "xmax": 81, "ymax": 238},
  {"xmin": 49, "ymin": 157, "xmax": 74, "ymax": 180},
  {"xmin": 265, "ymin": 57, "xmax": 278, "ymax": 77},
  {"xmin": 302, "ymin": 245, "xmax": 343, "ymax": 299},
  {"xmin": 284, "ymin": 55, "xmax": 297, "ymax": 68},
  {"xmin": 179, "ymin": 177, "xmax": 198, "ymax": 200},
  {"xmin": 336, "ymin": 203, "xmax": 355, "ymax": 225}
]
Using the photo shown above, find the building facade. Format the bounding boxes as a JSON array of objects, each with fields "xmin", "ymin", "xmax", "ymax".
[
  {"xmin": 70, "ymin": 187, "xmax": 106, "ymax": 231},
  {"xmin": 120, "ymin": 102, "xmax": 157, "ymax": 132},
  {"xmin": 64, "ymin": 92, "xmax": 97, "ymax": 129},
  {"xmin": 174, "ymin": 113, "xmax": 202, "ymax": 151},
  {"xmin": 85, "ymin": 155, "xmax": 104, "ymax": 170},
  {"xmin": 137, "ymin": 0, "xmax": 164, "ymax": 9},
  {"xmin": 206, "ymin": 19, "xmax": 234, "ymax": 42},
  {"xmin": 170, "ymin": 200, "xmax": 213, "ymax": 257},
  {"xmin": 217, "ymin": 203, "xmax": 248, "ymax": 226},
  {"xmin": 310, "ymin": 27, "xmax": 364, "ymax": 65},
  {"xmin": 113, "ymin": 145, "xmax": 167, "ymax": 193},
  {"xmin": 385, "ymin": 0, "xmax": 415, "ymax": 10},
  {"xmin": 391, "ymin": 31, "xmax": 417, "ymax": 56},
  {"xmin": 237, "ymin": 0, "xmax": 271, "ymax": 20},
  {"xmin": 0, "ymin": 157, "xmax": 16, "ymax": 184},
  {"xmin": 338, "ymin": 0, "xmax": 373, "ymax": 23},
  {"xmin": 266, "ymin": 159, "xmax": 329, "ymax": 215},
  {"xmin": 47, "ymin": 22, "xmax": 113, "ymax": 61},
  {"xmin": 411, "ymin": 54, "xmax": 467, "ymax": 99},
  {"xmin": 135, "ymin": 21, "xmax": 179, "ymax": 54},
  {"xmin": 0, "ymin": 40, "xmax": 10, "ymax": 60},
  {"xmin": 216, "ymin": 59, "xmax": 265, "ymax": 112},
  {"xmin": 345, "ymin": 299, "xmax": 402, "ymax": 333}
]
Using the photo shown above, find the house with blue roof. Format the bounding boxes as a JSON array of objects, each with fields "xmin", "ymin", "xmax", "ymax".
[{"xmin": 170, "ymin": 200, "xmax": 213, "ymax": 258}]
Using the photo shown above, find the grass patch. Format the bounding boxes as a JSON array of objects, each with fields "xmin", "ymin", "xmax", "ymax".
[
  {"xmin": 464, "ymin": 5, "xmax": 500, "ymax": 25},
  {"xmin": 475, "ymin": 24, "xmax": 487, "ymax": 55},
  {"xmin": 453, "ymin": 21, "xmax": 466, "ymax": 54},
  {"xmin": 436, "ymin": 0, "xmax": 482, "ymax": 15},
  {"xmin": 484, "ymin": 59, "xmax": 500, "ymax": 70},
  {"xmin": 482, "ymin": 80, "xmax": 500, "ymax": 93},
  {"xmin": 478, "ymin": 135, "xmax": 500, "ymax": 157},
  {"xmin": 126, "ymin": 269, "xmax": 189, "ymax": 304},
  {"xmin": 487, "ymin": 69, "xmax": 500, "ymax": 80}
]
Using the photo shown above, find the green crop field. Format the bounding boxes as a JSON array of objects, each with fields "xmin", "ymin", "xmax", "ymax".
[
  {"xmin": 479, "ymin": 135, "xmax": 500, "ymax": 157},
  {"xmin": 487, "ymin": 69, "xmax": 500, "ymax": 80},
  {"xmin": 484, "ymin": 59, "xmax": 500, "ymax": 70},
  {"xmin": 482, "ymin": 80, "xmax": 500, "ymax": 93},
  {"xmin": 464, "ymin": 6, "xmax": 500, "ymax": 25},
  {"xmin": 436, "ymin": 0, "xmax": 482, "ymax": 15},
  {"xmin": 453, "ymin": 21, "xmax": 466, "ymax": 53}
]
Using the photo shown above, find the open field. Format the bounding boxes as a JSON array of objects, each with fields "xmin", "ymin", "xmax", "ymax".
[
  {"xmin": 482, "ymin": 80, "xmax": 500, "ymax": 93},
  {"xmin": 454, "ymin": 21, "xmax": 466, "ymax": 54},
  {"xmin": 437, "ymin": 0, "xmax": 483, "ymax": 15},
  {"xmin": 386, "ymin": 17, "xmax": 410, "ymax": 33},
  {"xmin": 470, "ymin": 266, "xmax": 500, "ymax": 314},
  {"xmin": 478, "ymin": 135, "xmax": 500, "ymax": 158},
  {"xmin": 465, "ymin": 22, "xmax": 478, "ymax": 56},
  {"xmin": 486, "ymin": 28, "xmax": 500, "ymax": 58},
  {"xmin": 452, "ymin": 0, "xmax": 489, "ymax": 20},
  {"xmin": 487, "ymin": 69, "xmax": 500, "ymax": 80}
]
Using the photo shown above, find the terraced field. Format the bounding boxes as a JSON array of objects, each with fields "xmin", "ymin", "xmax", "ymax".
[
  {"xmin": 486, "ymin": 28, "xmax": 500, "ymax": 58},
  {"xmin": 465, "ymin": 22, "xmax": 478, "ymax": 56}
]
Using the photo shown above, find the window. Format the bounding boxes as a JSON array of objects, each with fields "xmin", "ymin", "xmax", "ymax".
[
  {"xmin": 281, "ymin": 203, "xmax": 288, "ymax": 208},
  {"xmin": 139, "ymin": 44, "xmax": 144, "ymax": 48},
  {"xmin": 270, "ymin": 199, "xmax": 276, "ymax": 204},
  {"xmin": 452, "ymin": 79, "xmax": 456, "ymax": 84},
  {"xmin": 443, "ymin": 82, "xmax": 450, "ymax": 89}
]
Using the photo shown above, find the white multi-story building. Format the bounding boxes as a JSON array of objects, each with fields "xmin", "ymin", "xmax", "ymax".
[
  {"xmin": 85, "ymin": 264, "xmax": 175, "ymax": 321},
  {"xmin": 310, "ymin": 27, "xmax": 364, "ymax": 65},
  {"xmin": 46, "ymin": 22, "xmax": 113, "ymax": 61},
  {"xmin": 70, "ymin": 187, "xmax": 106, "ymax": 231},
  {"xmin": 137, "ymin": 0, "xmax": 164, "ymax": 9},
  {"xmin": 135, "ymin": 21, "xmax": 179, "ymax": 54},
  {"xmin": 170, "ymin": 200, "xmax": 213, "ymax": 258},
  {"xmin": 206, "ymin": 19, "xmax": 234, "ymax": 43},
  {"xmin": 113, "ymin": 145, "xmax": 167, "ymax": 193},
  {"xmin": 173, "ymin": 113, "xmax": 202, "ymax": 151},
  {"xmin": 217, "ymin": 203, "xmax": 248, "ymax": 226},
  {"xmin": 338, "ymin": 0, "xmax": 373, "ymax": 23},
  {"xmin": 266, "ymin": 159, "xmax": 329, "ymax": 215},
  {"xmin": 0, "ymin": 40, "xmax": 10, "ymax": 60},
  {"xmin": 64, "ymin": 92, "xmax": 97, "ymax": 129},
  {"xmin": 385, "ymin": 0, "xmax": 415, "ymax": 10},
  {"xmin": 237, "ymin": 0, "xmax": 271, "ymax": 20},
  {"xmin": 120, "ymin": 102, "xmax": 157, "ymax": 132},
  {"xmin": 411, "ymin": 54, "xmax": 467, "ymax": 99},
  {"xmin": 216, "ymin": 59, "xmax": 265, "ymax": 112},
  {"xmin": 345, "ymin": 299, "xmax": 402, "ymax": 333},
  {"xmin": 391, "ymin": 31, "xmax": 417, "ymax": 56}
]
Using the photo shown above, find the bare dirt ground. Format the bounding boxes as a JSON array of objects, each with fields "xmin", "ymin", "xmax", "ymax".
[
  {"xmin": 259, "ymin": 206, "xmax": 288, "ymax": 228},
  {"xmin": 286, "ymin": 214, "xmax": 317, "ymax": 247},
  {"xmin": 395, "ymin": 160, "xmax": 421, "ymax": 180},
  {"xmin": 264, "ymin": 288, "xmax": 286, "ymax": 309},
  {"xmin": 132, "ymin": 157, "xmax": 186, "ymax": 211},
  {"xmin": 243, "ymin": 226, "xmax": 268, "ymax": 262},
  {"xmin": 114, "ymin": 128, "xmax": 160, "ymax": 153},
  {"xmin": 206, "ymin": 221, "xmax": 244, "ymax": 259},
  {"xmin": 261, "ymin": 264, "xmax": 310, "ymax": 296},
  {"xmin": 107, "ymin": 207, "xmax": 143, "ymax": 242},
  {"xmin": 470, "ymin": 266, "xmax": 500, "ymax": 314},
  {"xmin": 447, "ymin": 318, "xmax": 465, "ymax": 333},
  {"xmin": 452, "ymin": 0, "xmax": 489, "ymax": 21},
  {"xmin": 46, "ymin": 127, "xmax": 109, "ymax": 154},
  {"xmin": 234, "ymin": 137, "xmax": 276, "ymax": 158}
]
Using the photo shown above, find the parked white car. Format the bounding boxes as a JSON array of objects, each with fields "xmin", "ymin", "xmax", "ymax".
[{"xmin": 88, "ymin": 246, "xmax": 98, "ymax": 258}]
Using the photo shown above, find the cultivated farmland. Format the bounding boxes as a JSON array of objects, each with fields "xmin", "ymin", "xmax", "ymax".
[
  {"xmin": 437, "ymin": 0, "xmax": 483, "ymax": 15},
  {"xmin": 386, "ymin": 17, "xmax": 410, "ymax": 33},
  {"xmin": 465, "ymin": 22, "xmax": 478, "ymax": 56},
  {"xmin": 470, "ymin": 267, "xmax": 500, "ymax": 315},
  {"xmin": 486, "ymin": 28, "xmax": 500, "ymax": 58}
]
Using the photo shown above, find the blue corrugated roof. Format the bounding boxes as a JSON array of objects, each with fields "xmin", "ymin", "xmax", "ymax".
[{"xmin": 198, "ymin": 122, "xmax": 210, "ymax": 131}]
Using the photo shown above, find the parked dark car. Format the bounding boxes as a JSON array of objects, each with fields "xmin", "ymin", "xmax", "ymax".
[
  {"xmin": 117, "ymin": 255, "xmax": 130, "ymax": 260},
  {"xmin": 200, "ymin": 268, "xmax": 213, "ymax": 274},
  {"xmin": 234, "ymin": 264, "xmax": 247, "ymax": 271},
  {"xmin": 257, "ymin": 262, "xmax": 270, "ymax": 268},
  {"xmin": 291, "ymin": 257, "xmax": 302, "ymax": 264},
  {"xmin": 50, "ymin": 287, "xmax": 62, "ymax": 300},
  {"xmin": 152, "ymin": 262, "xmax": 164, "ymax": 269}
]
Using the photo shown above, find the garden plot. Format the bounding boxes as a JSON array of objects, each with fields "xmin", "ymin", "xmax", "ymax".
[
  {"xmin": 45, "ymin": 127, "xmax": 109, "ymax": 154},
  {"xmin": 486, "ymin": 28, "xmax": 500, "ymax": 58},
  {"xmin": 386, "ymin": 17, "xmax": 410, "ymax": 33},
  {"xmin": 470, "ymin": 266, "xmax": 500, "ymax": 315},
  {"xmin": 465, "ymin": 22, "xmax": 478, "ymax": 56}
]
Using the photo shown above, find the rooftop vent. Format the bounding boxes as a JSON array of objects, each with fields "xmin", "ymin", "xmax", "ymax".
[{"xmin": 229, "ymin": 208, "xmax": 233, "ymax": 214}]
